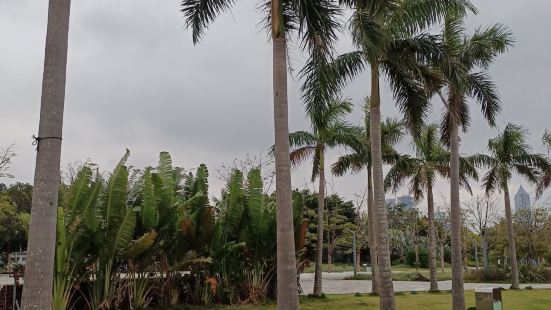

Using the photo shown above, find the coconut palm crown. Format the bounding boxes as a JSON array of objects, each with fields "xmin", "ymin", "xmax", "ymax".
[
  {"xmin": 473, "ymin": 123, "xmax": 549, "ymax": 289},
  {"xmin": 383, "ymin": 123, "xmax": 478, "ymax": 292}
]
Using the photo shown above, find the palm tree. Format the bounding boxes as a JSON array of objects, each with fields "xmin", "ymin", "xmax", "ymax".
[
  {"xmin": 181, "ymin": 1, "xmax": 340, "ymax": 308},
  {"xmin": 473, "ymin": 124, "xmax": 549, "ymax": 289},
  {"xmin": 21, "ymin": 0, "xmax": 71, "ymax": 308},
  {"xmin": 536, "ymin": 131, "xmax": 551, "ymax": 196},
  {"xmin": 331, "ymin": 100, "xmax": 404, "ymax": 294},
  {"xmin": 288, "ymin": 100, "xmax": 358, "ymax": 296},
  {"xmin": 315, "ymin": 1, "xmax": 475, "ymax": 307},
  {"xmin": 432, "ymin": 9, "xmax": 513, "ymax": 306},
  {"xmin": 384, "ymin": 124, "xmax": 478, "ymax": 292}
]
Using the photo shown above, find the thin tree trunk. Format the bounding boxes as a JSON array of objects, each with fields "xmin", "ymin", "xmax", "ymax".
[
  {"xmin": 427, "ymin": 184, "xmax": 439, "ymax": 291},
  {"xmin": 367, "ymin": 165, "xmax": 379, "ymax": 294},
  {"xmin": 414, "ymin": 220, "xmax": 420, "ymax": 272},
  {"xmin": 441, "ymin": 243, "xmax": 445, "ymax": 274},
  {"xmin": 474, "ymin": 241, "xmax": 479, "ymax": 272},
  {"xmin": 313, "ymin": 147, "xmax": 325, "ymax": 296},
  {"xmin": 414, "ymin": 238, "xmax": 420, "ymax": 272},
  {"xmin": 370, "ymin": 64, "xmax": 395, "ymax": 309},
  {"xmin": 449, "ymin": 118, "xmax": 465, "ymax": 310},
  {"xmin": 328, "ymin": 250, "xmax": 333, "ymax": 272},
  {"xmin": 356, "ymin": 251, "xmax": 361, "ymax": 272},
  {"xmin": 503, "ymin": 183, "xmax": 520, "ymax": 289},
  {"xmin": 22, "ymin": 0, "xmax": 71, "ymax": 308},
  {"xmin": 482, "ymin": 234, "xmax": 489, "ymax": 272},
  {"xmin": 272, "ymin": 7, "xmax": 299, "ymax": 306}
]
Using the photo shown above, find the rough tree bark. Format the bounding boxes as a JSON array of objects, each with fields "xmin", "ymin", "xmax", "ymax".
[
  {"xmin": 22, "ymin": 0, "xmax": 71, "ymax": 309},
  {"xmin": 367, "ymin": 165, "xmax": 379, "ymax": 293},
  {"xmin": 503, "ymin": 183, "xmax": 520, "ymax": 289},
  {"xmin": 370, "ymin": 64, "xmax": 395, "ymax": 309},
  {"xmin": 313, "ymin": 147, "xmax": 325, "ymax": 296},
  {"xmin": 272, "ymin": 2, "xmax": 299, "ymax": 306},
  {"xmin": 449, "ymin": 118, "xmax": 465, "ymax": 310},
  {"xmin": 427, "ymin": 183, "xmax": 439, "ymax": 291}
]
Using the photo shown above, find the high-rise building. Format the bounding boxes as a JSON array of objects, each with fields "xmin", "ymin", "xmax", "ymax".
[
  {"xmin": 514, "ymin": 185, "xmax": 531, "ymax": 212},
  {"xmin": 385, "ymin": 195, "xmax": 416, "ymax": 209},
  {"xmin": 397, "ymin": 195, "xmax": 415, "ymax": 209},
  {"xmin": 385, "ymin": 198, "xmax": 396, "ymax": 208}
]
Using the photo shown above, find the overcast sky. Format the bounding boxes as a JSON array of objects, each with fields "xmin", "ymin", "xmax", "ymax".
[{"xmin": 1, "ymin": 0, "xmax": 550, "ymax": 214}]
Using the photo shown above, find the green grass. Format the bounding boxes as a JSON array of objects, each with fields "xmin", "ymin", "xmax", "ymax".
[
  {"xmin": 303, "ymin": 263, "xmax": 453, "ymax": 274},
  {"xmin": 163, "ymin": 289, "xmax": 551, "ymax": 310},
  {"xmin": 303, "ymin": 263, "xmax": 355, "ymax": 273}
]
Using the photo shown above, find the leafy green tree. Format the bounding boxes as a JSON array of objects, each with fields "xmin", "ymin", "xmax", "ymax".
[
  {"xmin": 514, "ymin": 206, "xmax": 551, "ymax": 263},
  {"xmin": 288, "ymin": 99, "xmax": 357, "ymax": 295},
  {"xmin": 474, "ymin": 123, "xmax": 549, "ymax": 288},
  {"xmin": 5, "ymin": 182, "xmax": 33, "ymax": 213},
  {"xmin": 319, "ymin": 1, "xmax": 476, "ymax": 307},
  {"xmin": 384, "ymin": 124, "xmax": 478, "ymax": 291},
  {"xmin": 0, "ymin": 196, "xmax": 28, "ymax": 255},
  {"xmin": 180, "ymin": 1, "xmax": 341, "ymax": 306},
  {"xmin": 331, "ymin": 100, "xmax": 403, "ymax": 293},
  {"xmin": 537, "ymin": 131, "xmax": 551, "ymax": 196},
  {"xmin": 430, "ymin": 6, "xmax": 513, "ymax": 306},
  {"xmin": 0, "ymin": 143, "xmax": 15, "ymax": 179}
]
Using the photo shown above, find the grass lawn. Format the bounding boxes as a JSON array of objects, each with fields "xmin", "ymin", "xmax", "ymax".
[
  {"xmin": 303, "ymin": 263, "xmax": 452, "ymax": 274},
  {"xmin": 344, "ymin": 271, "xmax": 453, "ymax": 281},
  {"xmin": 165, "ymin": 289, "xmax": 551, "ymax": 310}
]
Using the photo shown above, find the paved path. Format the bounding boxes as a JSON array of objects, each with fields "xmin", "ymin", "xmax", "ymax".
[
  {"xmin": 3, "ymin": 272, "xmax": 551, "ymax": 294},
  {"xmin": 299, "ymin": 272, "xmax": 551, "ymax": 294}
]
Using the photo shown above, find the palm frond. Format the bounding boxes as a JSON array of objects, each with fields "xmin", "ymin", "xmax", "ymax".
[
  {"xmin": 181, "ymin": 0, "xmax": 238, "ymax": 44},
  {"xmin": 462, "ymin": 23, "xmax": 514, "ymax": 69},
  {"xmin": 294, "ymin": 0, "xmax": 341, "ymax": 54},
  {"xmin": 289, "ymin": 130, "xmax": 318, "ymax": 148},
  {"xmin": 380, "ymin": 59, "xmax": 430, "ymax": 137},
  {"xmin": 384, "ymin": 155, "xmax": 418, "ymax": 193},
  {"xmin": 331, "ymin": 153, "xmax": 365, "ymax": 176},
  {"xmin": 389, "ymin": 0, "xmax": 476, "ymax": 36},
  {"xmin": 467, "ymin": 71, "xmax": 501, "ymax": 127},
  {"xmin": 290, "ymin": 146, "xmax": 316, "ymax": 168}
]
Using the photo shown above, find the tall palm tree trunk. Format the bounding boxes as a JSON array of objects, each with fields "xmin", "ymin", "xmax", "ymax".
[
  {"xmin": 482, "ymin": 234, "xmax": 489, "ymax": 272},
  {"xmin": 22, "ymin": 0, "xmax": 71, "ymax": 308},
  {"xmin": 503, "ymin": 183, "xmax": 520, "ymax": 289},
  {"xmin": 313, "ymin": 147, "xmax": 325, "ymax": 296},
  {"xmin": 272, "ymin": 5, "xmax": 299, "ymax": 306},
  {"xmin": 427, "ymin": 183, "xmax": 439, "ymax": 291},
  {"xmin": 367, "ymin": 165, "xmax": 379, "ymax": 293},
  {"xmin": 449, "ymin": 119, "xmax": 465, "ymax": 310},
  {"xmin": 370, "ymin": 64, "xmax": 395, "ymax": 309}
]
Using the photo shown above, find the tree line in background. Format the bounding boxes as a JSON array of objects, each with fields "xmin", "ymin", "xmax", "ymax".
[
  {"xmin": 11, "ymin": 0, "xmax": 551, "ymax": 309},
  {"xmin": 1, "ymin": 137, "xmax": 551, "ymax": 309}
]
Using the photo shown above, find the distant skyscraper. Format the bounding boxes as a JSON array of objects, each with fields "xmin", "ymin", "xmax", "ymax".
[
  {"xmin": 385, "ymin": 198, "xmax": 396, "ymax": 208},
  {"xmin": 397, "ymin": 195, "xmax": 415, "ymax": 209},
  {"xmin": 514, "ymin": 185, "xmax": 531, "ymax": 212}
]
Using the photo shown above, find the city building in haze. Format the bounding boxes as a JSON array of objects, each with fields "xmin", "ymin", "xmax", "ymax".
[
  {"xmin": 385, "ymin": 195, "xmax": 416, "ymax": 209},
  {"xmin": 514, "ymin": 185, "xmax": 531, "ymax": 212}
]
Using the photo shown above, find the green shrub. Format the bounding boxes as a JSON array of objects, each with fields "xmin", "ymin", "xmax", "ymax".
[{"xmin": 405, "ymin": 248, "xmax": 429, "ymax": 269}]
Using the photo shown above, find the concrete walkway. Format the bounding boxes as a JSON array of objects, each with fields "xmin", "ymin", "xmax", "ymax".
[
  {"xmin": 299, "ymin": 272, "xmax": 551, "ymax": 294},
  {"xmin": 3, "ymin": 272, "xmax": 551, "ymax": 294}
]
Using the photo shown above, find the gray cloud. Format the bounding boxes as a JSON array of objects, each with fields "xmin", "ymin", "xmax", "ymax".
[{"xmin": 1, "ymin": 0, "xmax": 550, "ymax": 213}]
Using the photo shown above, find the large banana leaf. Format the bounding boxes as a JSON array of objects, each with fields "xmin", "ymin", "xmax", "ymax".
[
  {"xmin": 141, "ymin": 168, "xmax": 158, "ymax": 229},
  {"xmin": 223, "ymin": 170, "xmax": 245, "ymax": 242},
  {"xmin": 246, "ymin": 168, "xmax": 263, "ymax": 234},
  {"xmin": 158, "ymin": 151, "xmax": 175, "ymax": 202},
  {"xmin": 127, "ymin": 229, "xmax": 158, "ymax": 259},
  {"xmin": 102, "ymin": 150, "xmax": 130, "ymax": 233},
  {"xmin": 107, "ymin": 207, "xmax": 137, "ymax": 260}
]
